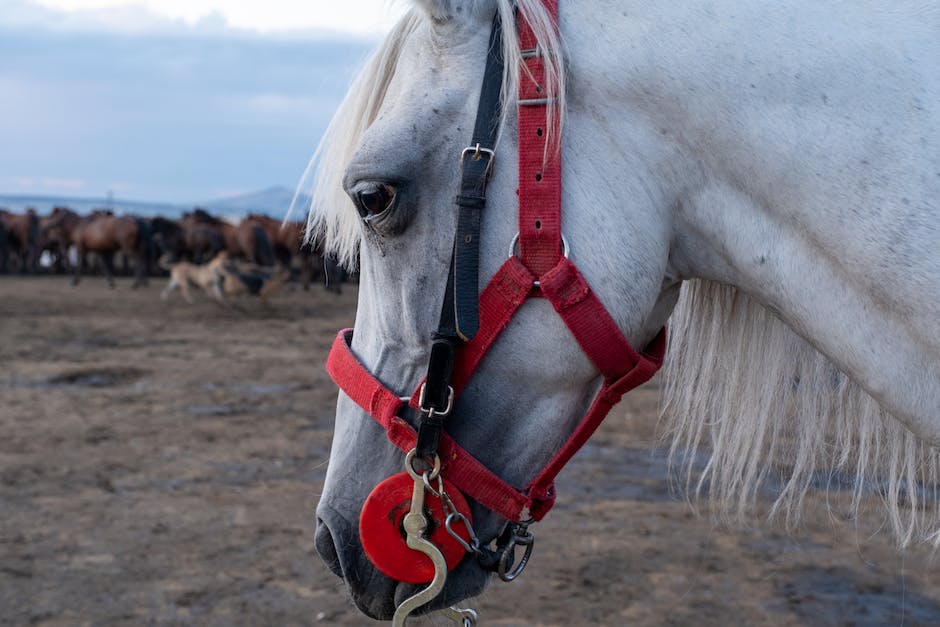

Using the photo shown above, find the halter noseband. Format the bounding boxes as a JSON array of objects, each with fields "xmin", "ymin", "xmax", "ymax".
[{"xmin": 325, "ymin": 1, "xmax": 665, "ymax": 617}]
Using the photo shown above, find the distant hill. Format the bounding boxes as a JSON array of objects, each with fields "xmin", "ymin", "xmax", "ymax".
[
  {"xmin": 0, "ymin": 186, "xmax": 310, "ymax": 221},
  {"xmin": 200, "ymin": 186, "xmax": 310, "ymax": 221},
  {"xmin": 0, "ymin": 193, "xmax": 184, "ymax": 218}
]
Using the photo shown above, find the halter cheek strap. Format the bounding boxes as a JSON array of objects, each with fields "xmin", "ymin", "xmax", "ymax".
[{"xmin": 326, "ymin": 0, "xmax": 666, "ymax": 524}]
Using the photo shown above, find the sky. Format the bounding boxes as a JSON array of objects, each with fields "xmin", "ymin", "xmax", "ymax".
[{"xmin": 1, "ymin": 1, "xmax": 408, "ymax": 203}]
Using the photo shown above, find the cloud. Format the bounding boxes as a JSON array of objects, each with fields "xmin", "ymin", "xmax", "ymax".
[
  {"xmin": 1, "ymin": 176, "xmax": 87, "ymax": 194},
  {"xmin": 41, "ymin": 177, "xmax": 87, "ymax": 190},
  {"xmin": 9, "ymin": 0, "xmax": 408, "ymax": 37},
  {"xmin": 0, "ymin": 0, "xmax": 171, "ymax": 33},
  {"xmin": 239, "ymin": 93, "xmax": 325, "ymax": 119}
]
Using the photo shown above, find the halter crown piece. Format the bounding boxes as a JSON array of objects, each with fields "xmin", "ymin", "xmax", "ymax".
[{"xmin": 325, "ymin": 2, "xmax": 666, "ymax": 623}]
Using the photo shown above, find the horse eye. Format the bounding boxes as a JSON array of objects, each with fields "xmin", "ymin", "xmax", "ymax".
[{"xmin": 355, "ymin": 183, "xmax": 396, "ymax": 218}]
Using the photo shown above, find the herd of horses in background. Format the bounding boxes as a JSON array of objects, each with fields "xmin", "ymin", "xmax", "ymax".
[{"xmin": 0, "ymin": 206, "xmax": 345, "ymax": 292}]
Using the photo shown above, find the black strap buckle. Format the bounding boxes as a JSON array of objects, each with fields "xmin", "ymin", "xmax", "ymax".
[
  {"xmin": 418, "ymin": 381, "xmax": 454, "ymax": 417},
  {"xmin": 459, "ymin": 144, "xmax": 496, "ymax": 178}
]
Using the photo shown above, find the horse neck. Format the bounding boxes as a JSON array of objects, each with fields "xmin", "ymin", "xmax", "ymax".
[
  {"xmin": 652, "ymin": 93, "xmax": 940, "ymax": 444},
  {"xmin": 605, "ymin": 3, "xmax": 940, "ymax": 437},
  {"xmin": 557, "ymin": 2, "xmax": 940, "ymax": 547}
]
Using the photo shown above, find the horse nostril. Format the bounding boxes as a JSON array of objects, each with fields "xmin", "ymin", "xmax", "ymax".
[{"xmin": 315, "ymin": 517, "xmax": 344, "ymax": 579}]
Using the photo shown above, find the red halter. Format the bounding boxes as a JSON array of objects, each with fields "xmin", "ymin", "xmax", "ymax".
[{"xmin": 326, "ymin": 1, "xmax": 665, "ymax": 526}]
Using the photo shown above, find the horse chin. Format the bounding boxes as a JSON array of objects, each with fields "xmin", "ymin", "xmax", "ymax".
[
  {"xmin": 391, "ymin": 559, "xmax": 489, "ymax": 618},
  {"xmin": 315, "ymin": 509, "xmax": 489, "ymax": 620}
]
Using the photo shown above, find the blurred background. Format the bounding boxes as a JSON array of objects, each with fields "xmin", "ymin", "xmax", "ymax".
[{"xmin": 1, "ymin": 0, "xmax": 403, "ymax": 215}]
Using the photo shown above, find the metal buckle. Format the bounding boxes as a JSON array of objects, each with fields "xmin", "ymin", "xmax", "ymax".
[
  {"xmin": 460, "ymin": 144, "xmax": 495, "ymax": 178},
  {"xmin": 418, "ymin": 382, "xmax": 455, "ymax": 417}
]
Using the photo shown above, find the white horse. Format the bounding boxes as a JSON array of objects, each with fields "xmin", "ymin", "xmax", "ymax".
[{"xmin": 304, "ymin": 0, "xmax": 939, "ymax": 619}]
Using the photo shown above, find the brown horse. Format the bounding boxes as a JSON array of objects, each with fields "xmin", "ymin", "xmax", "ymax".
[
  {"xmin": 178, "ymin": 210, "xmax": 226, "ymax": 263},
  {"xmin": 236, "ymin": 215, "xmax": 275, "ymax": 266},
  {"xmin": 43, "ymin": 207, "xmax": 153, "ymax": 287},
  {"xmin": 244, "ymin": 213, "xmax": 300, "ymax": 266},
  {"xmin": 148, "ymin": 216, "xmax": 186, "ymax": 267},
  {"xmin": 180, "ymin": 209, "xmax": 274, "ymax": 266},
  {"xmin": 0, "ymin": 209, "xmax": 40, "ymax": 273},
  {"xmin": 0, "ymin": 214, "xmax": 5, "ymax": 272},
  {"xmin": 37, "ymin": 208, "xmax": 75, "ymax": 274},
  {"xmin": 245, "ymin": 213, "xmax": 344, "ymax": 292}
]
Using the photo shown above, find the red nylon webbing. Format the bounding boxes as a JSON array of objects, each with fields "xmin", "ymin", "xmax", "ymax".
[
  {"xmin": 326, "ymin": 329, "xmax": 403, "ymax": 429},
  {"xmin": 517, "ymin": 1, "xmax": 562, "ymax": 276},
  {"xmin": 327, "ymin": 329, "xmax": 542, "ymax": 521},
  {"xmin": 449, "ymin": 257, "xmax": 535, "ymax": 395},
  {"xmin": 539, "ymin": 258, "xmax": 644, "ymax": 381},
  {"xmin": 525, "ymin": 329, "xmax": 666, "ymax": 507}
]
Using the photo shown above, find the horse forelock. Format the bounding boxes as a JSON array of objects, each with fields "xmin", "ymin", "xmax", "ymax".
[
  {"xmin": 297, "ymin": 0, "xmax": 566, "ymax": 269},
  {"xmin": 663, "ymin": 280, "xmax": 940, "ymax": 547}
]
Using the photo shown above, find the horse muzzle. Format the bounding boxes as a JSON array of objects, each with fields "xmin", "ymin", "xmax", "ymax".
[
  {"xmin": 315, "ymin": 506, "xmax": 398, "ymax": 619},
  {"xmin": 314, "ymin": 504, "xmax": 489, "ymax": 620}
]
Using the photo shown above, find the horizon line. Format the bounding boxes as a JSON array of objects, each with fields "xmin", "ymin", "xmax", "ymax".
[{"xmin": 0, "ymin": 185, "xmax": 302, "ymax": 208}]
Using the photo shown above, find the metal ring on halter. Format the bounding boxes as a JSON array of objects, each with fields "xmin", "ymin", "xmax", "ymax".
[
  {"xmin": 508, "ymin": 233, "xmax": 569, "ymax": 288},
  {"xmin": 508, "ymin": 232, "xmax": 570, "ymax": 259},
  {"xmin": 497, "ymin": 526, "xmax": 535, "ymax": 582},
  {"xmin": 405, "ymin": 448, "xmax": 441, "ymax": 481}
]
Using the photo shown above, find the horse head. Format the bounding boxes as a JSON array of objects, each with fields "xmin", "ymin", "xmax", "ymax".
[
  {"xmin": 190, "ymin": 207, "xmax": 222, "ymax": 225},
  {"xmin": 42, "ymin": 207, "xmax": 80, "ymax": 245},
  {"xmin": 309, "ymin": 1, "xmax": 676, "ymax": 618}
]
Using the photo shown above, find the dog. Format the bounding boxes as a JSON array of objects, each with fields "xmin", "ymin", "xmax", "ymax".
[
  {"xmin": 218, "ymin": 259, "xmax": 290, "ymax": 302},
  {"xmin": 160, "ymin": 252, "xmax": 229, "ymax": 303},
  {"xmin": 161, "ymin": 252, "xmax": 289, "ymax": 304}
]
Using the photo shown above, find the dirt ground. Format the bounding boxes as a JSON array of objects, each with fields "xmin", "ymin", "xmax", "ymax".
[{"xmin": 2, "ymin": 275, "xmax": 939, "ymax": 626}]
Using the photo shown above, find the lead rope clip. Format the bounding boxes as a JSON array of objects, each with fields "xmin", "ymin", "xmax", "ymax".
[
  {"xmin": 442, "ymin": 606, "xmax": 479, "ymax": 626},
  {"xmin": 392, "ymin": 450, "xmax": 480, "ymax": 626}
]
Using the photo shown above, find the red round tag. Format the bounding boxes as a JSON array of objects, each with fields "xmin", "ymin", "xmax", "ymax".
[{"xmin": 360, "ymin": 472, "xmax": 473, "ymax": 584}]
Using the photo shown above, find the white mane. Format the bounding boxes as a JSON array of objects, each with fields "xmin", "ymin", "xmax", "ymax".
[
  {"xmin": 665, "ymin": 281, "xmax": 940, "ymax": 547},
  {"xmin": 300, "ymin": 1, "xmax": 940, "ymax": 546}
]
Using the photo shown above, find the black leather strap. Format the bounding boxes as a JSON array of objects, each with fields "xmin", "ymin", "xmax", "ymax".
[
  {"xmin": 452, "ymin": 12, "xmax": 504, "ymax": 342},
  {"xmin": 416, "ymin": 12, "xmax": 504, "ymax": 461},
  {"xmin": 414, "ymin": 337, "xmax": 455, "ymax": 456}
]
